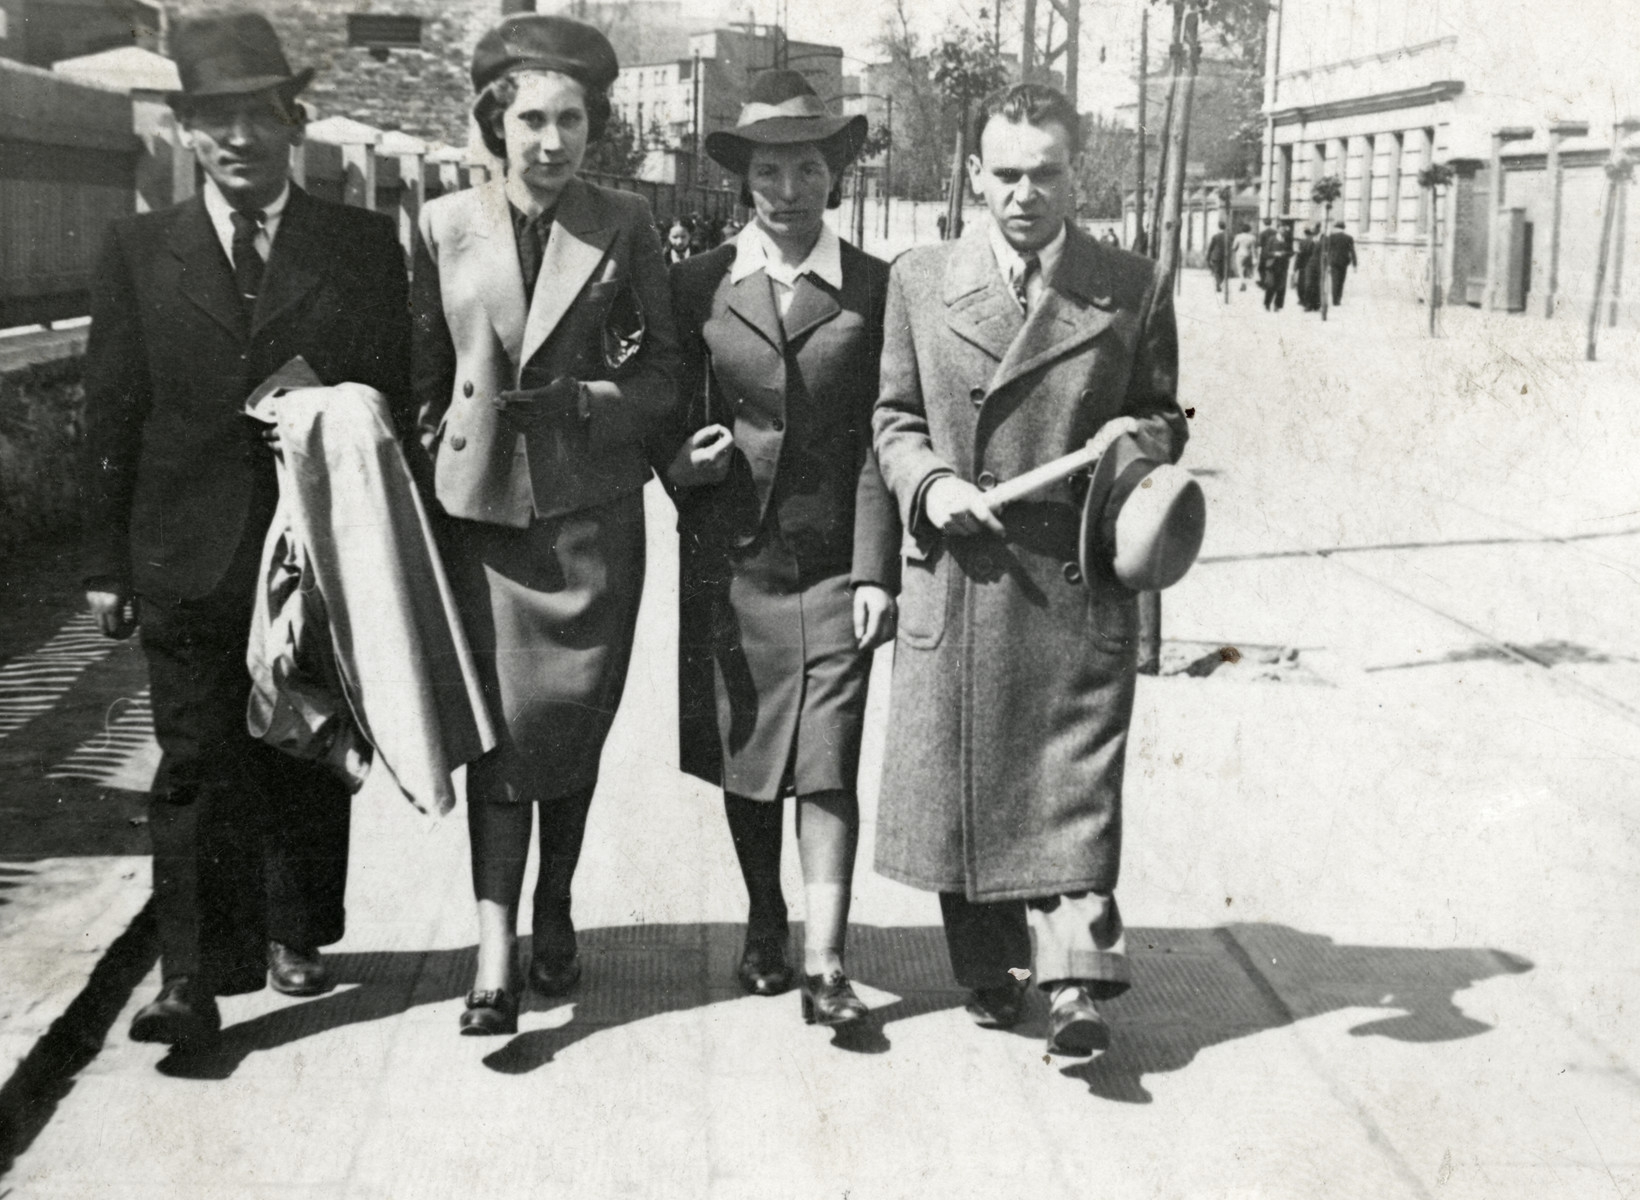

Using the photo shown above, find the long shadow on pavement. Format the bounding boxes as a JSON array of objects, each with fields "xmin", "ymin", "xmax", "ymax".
[{"xmin": 157, "ymin": 922, "xmax": 1532, "ymax": 1098}]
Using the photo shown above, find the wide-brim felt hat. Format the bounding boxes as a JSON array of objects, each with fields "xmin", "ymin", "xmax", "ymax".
[
  {"xmin": 1080, "ymin": 433, "xmax": 1206, "ymax": 592},
  {"xmin": 471, "ymin": 15, "xmax": 619, "ymax": 94},
  {"xmin": 704, "ymin": 69, "xmax": 868, "ymax": 176},
  {"xmin": 166, "ymin": 12, "xmax": 314, "ymax": 103}
]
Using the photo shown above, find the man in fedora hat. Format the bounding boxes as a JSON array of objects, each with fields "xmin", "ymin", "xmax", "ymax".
[
  {"xmin": 80, "ymin": 11, "xmax": 411, "ymax": 1048},
  {"xmin": 872, "ymin": 82, "xmax": 1189, "ymax": 1056}
]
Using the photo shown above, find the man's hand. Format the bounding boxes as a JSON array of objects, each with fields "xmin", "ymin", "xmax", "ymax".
[
  {"xmin": 1084, "ymin": 415, "xmax": 1141, "ymax": 461},
  {"xmin": 666, "ymin": 424, "xmax": 734, "ymax": 488},
  {"xmin": 852, "ymin": 584, "xmax": 897, "ymax": 651},
  {"xmin": 87, "ymin": 588, "xmax": 138, "ymax": 640},
  {"xmin": 924, "ymin": 476, "xmax": 1005, "ymax": 537}
]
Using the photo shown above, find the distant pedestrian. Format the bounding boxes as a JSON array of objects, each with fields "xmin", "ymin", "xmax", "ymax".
[
  {"xmin": 1206, "ymin": 219, "xmax": 1228, "ymax": 288},
  {"xmin": 1232, "ymin": 222, "xmax": 1255, "ymax": 290},
  {"xmin": 1255, "ymin": 217, "xmax": 1279, "ymax": 288},
  {"xmin": 1260, "ymin": 222, "xmax": 1292, "ymax": 311},
  {"xmin": 1327, "ymin": 220, "xmax": 1357, "ymax": 305},
  {"xmin": 936, "ymin": 212, "xmax": 948, "ymax": 240},
  {"xmin": 1294, "ymin": 224, "xmax": 1322, "ymax": 312},
  {"xmin": 1131, "ymin": 226, "xmax": 1150, "ymax": 256},
  {"xmin": 1100, "ymin": 227, "xmax": 1119, "ymax": 246},
  {"xmin": 664, "ymin": 219, "xmax": 692, "ymax": 266}
]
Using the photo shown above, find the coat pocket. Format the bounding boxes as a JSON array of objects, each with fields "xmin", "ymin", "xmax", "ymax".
[
  {"xmin": 897, "ymin": 545, "xmax": 948, "ymax": 650},
  {"xmin": 1085, "ymin": 583, "xmax": 1139, "ymax": 657}
]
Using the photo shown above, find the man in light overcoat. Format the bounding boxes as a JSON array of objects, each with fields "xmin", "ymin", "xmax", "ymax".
[{"xmin": 872, "ymin": 83, "xmax": 1188, "ymax": 1056}]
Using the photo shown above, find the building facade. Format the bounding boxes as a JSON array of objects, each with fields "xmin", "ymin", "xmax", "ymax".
[{"xmin": 1261, "ymin": 0, "xmax": 1640, "ymax": 322}]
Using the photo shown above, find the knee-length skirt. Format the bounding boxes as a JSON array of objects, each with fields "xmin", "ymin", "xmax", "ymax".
[{"xmin": 445, "ymin": 491, "xmax": 645, "ymax": 805}]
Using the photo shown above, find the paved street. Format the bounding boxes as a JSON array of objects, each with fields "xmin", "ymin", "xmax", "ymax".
[{"xmin": 2, "ymin": 272, "xmax": 1638, "ymax": 1198}]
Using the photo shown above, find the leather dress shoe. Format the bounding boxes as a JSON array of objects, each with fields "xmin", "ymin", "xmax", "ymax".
[
  {"xmin": 268, "ymin": 941, "xmax": 334, "ymax": 996},
  {"xmin": 129, "ymin": 978, "xmax": 221, "ymax": 1047},
  {"xmin": 1046, "ymin": 985, "xmax": 1111, "ymax": 1057},
  {"xmin": 800, "ymin": 971, "xmax": 868, "ymax": 1027},
  {"xmin": 459, "ymin": 988, "xmax": 519, "ymax": 1036},
  {"xmin": 736, "ymin": 933, "xmax": 795, "ymax": 997},
  {"xmin": 964, "ymin": 978, "xmax": 1028, "ymax": 1029},
  {"xmin": 526, "ymin": 953, "xmax": 583, "ymax": 998}
]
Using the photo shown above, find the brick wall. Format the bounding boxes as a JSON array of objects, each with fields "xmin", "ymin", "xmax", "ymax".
[{"xmin": 165, "ymin": 0, "xmax": 509, "ymax": 146}]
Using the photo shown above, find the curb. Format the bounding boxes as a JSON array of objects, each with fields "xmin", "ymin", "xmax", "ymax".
[{"xmin": 0, "ymin": 900, "xmax": 157, "ymax": 1175}]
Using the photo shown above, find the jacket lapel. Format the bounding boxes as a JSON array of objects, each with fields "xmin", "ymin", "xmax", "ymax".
[
  {"xmin": 989, "ymin": 227, "xmax": 1118, "ymax": 394},
  {"xmin": 943, "ymin": 227, "xmax": 1020, "ymax": 364},
  {"xmin": 781, "ymin": 274, "xmax": 843, "ymax": 344},
  {"xmin": 725, "ymin": 267, "xmax": 785, "ymax": 353},
  {"xmin": 463, "ymin": 179, "xmax": 529, "ymax": 369},
  {"xmin": 519, "ymin": 177, "xmax": 617, "ymax": 370},
  {"xmin": 168, "ymin": 196, "xmax": 244, "ymax": 338},
  {"xmin": 252, "ymin": 186, "xmax": 327, "ymax": 336}
]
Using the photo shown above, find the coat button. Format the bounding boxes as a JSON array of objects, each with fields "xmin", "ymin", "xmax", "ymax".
[
  {"xmin": 771, "ymin": 417, "xmax": 784, "ymax": 431},
  {"xmin": 463, "ymin": 381, "xmax": 474, "ymax": 398},
  {"xmin": 450, "ymin": 435, "xmax": 466, "ymax": 450},
  {"xmin": 977, "ymin": 471, "xmax": 997, "ymax": 490},
  {"xmin": 969, "ymin": 386, "xmax": 986, "ymax": 405},
  {"xmin": 1062, "ymin": 561, "xmax": 1083, "ymax": 585},
  {"xmin": 1080, "ymin": 389, "xmax": 1094, "ymax": 403}
]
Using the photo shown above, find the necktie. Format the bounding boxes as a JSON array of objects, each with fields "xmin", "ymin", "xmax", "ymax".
[
  {"xmin": 230, "ymin": 208, "xmax": 266, "ymax": 312},
  {"xmin": 514, "ymin": 208, "xmax": 553, "ymax": 297},
  {"xmin": 1010, "ymin": 251, "xmax": 1040, "ymax": 313}
]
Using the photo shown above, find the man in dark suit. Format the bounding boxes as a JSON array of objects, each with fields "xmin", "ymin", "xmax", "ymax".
[
  {"xmin": 80, "ymin": 13, "xmax": 411, "ymax": 1048},
  {"xmin": 1327, "ymin": 220, "xmax": 1358, "ymax": 305}
]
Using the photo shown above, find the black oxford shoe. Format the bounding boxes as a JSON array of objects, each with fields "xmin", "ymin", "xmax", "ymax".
[
  {"xmin": 1046, "ymin": 985, "xmax": 1111, "ymax": 1057},
  {"xmin": 268, "ymin": 941, "xmax": 334, "ymax": 997},
  {"xmin": 964, "ymin": 978, "xmax": 1028, "ymax": 1030},
  {"xmin": 736, "ymin": 934, "xmax": 795, "ymax": 997},
  {"xmin": 129, "ymin": 978, "xmax": 221, "ymax": 1047},
  {"xmin": 800, "ymin": 971, "xmax": 869, "ymax": 1027}
]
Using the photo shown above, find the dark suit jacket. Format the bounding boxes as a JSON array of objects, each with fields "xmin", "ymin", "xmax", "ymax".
[
  {"xmin": 80, "ymin": 187, "xmax": 412, "ymax": 599},
  {"xmin": 665, "ymin": 239, "xmax": 899, "ymax": 586}
]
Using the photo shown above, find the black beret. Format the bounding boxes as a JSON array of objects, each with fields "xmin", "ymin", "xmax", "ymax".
[{"xmin": 471, "ymin": 15, "xmax": 619, "ymax": 95}]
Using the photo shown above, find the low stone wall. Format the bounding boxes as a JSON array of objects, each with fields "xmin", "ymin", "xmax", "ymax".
[{"xmin": 0, "ymin": 347, "xmax": 83, "ymax": 562}]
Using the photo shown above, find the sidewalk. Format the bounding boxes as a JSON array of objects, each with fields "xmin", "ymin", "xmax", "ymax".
[{"xmin": 2, "ymin": 274, "xmax": 1637, "ymax": 1198}]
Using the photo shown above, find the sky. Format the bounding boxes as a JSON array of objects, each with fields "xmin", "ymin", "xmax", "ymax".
[{"xmin": 758, "ymin": 0, "xmax": 1151, "ymax": 117}]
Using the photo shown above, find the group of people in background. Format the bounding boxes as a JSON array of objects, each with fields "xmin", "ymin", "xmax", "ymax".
[
  {"xmin": 1250, "ymin": 217, "xmax": 1357, "ymax": 313},
  {"xmin": 662, "ymin": 211, "xmax": 742, "ymax": 266},
  {"xmin": 80, "ymin": 10, "xmax": 1190, "ymax": 1069}
]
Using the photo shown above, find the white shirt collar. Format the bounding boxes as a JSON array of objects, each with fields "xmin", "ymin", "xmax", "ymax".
[
  {"xmin": 202, "ymin": 177, "xmax": 292, "ymax": 260},
  {"xmin": 730, "ymin": 220, "xmax": 844, "ymax": 292},
  {"xmin": 986, "ymin": 216, "xmax": 1068, "ymax": 288}
]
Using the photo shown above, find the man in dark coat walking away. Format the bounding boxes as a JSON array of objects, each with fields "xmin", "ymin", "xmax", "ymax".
[
  {"xmin": 1205, "ymin": 219, "xmax": 1228, "ymax": 288},
  {"xmin": 1260, "ymin": 221, "xmax": 1292, "ymax": 311},
  {"xmin": 872, "ymin": 84, "xmax": 1188, "ymax": 1058},
  {"xmin": 79, "ymin": 12, "xmax": 412, "ymax": 1049},
  {"xmin": 1327, "ymin": 220, "xmax": 1358, "ymax": 305}
]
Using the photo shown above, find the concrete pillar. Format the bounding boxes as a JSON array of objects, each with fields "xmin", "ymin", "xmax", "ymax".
[{"xmin": 1543, "ymin": 121, "xmax": 1590, "ymax": 317}]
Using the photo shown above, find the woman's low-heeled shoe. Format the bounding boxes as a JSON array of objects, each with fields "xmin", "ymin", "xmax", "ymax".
[
  {"xmin": 800, "ymin": 971, "xmax": 868, "ymax": 1027},
  {"xmin": 737, "ymin": 936, "xmax": 795, "ymax": 996},
  {"xmin": 459, "ymin": 988, "xmax": 519, "ymax": 1036}
]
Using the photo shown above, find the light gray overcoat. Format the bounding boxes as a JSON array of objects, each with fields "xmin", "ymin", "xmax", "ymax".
[{"xmin": 871, "ymin": 223, "xmax": 1188, "ymax": 901}]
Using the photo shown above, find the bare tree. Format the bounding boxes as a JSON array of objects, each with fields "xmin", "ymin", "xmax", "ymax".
[{"xmin": 1078, "ymin": 115, "xmax": 1138, "ymax": 219}]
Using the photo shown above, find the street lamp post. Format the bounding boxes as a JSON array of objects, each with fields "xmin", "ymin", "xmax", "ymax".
[{"xmin": 823, "ymin": 90, "xmax": 896, "ymax": 249}]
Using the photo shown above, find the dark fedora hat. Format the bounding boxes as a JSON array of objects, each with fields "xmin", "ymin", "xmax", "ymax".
[
  {"xmin": 470, "ymin": 14, "xmax": 619, "ymax": 95},
  {"xmin": 167, "ymin": 12, "xmax": 314, "ymax": 102},
  {"xmin": 704, "ymin": 70, "xmax": 868, "ymax": 177}
]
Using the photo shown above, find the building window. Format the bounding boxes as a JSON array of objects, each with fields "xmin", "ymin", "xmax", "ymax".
[
  {"xmin": 347, "ymin": 14, "xmax": 422, "ymax": 55},
  {"xmin": 1417, "ymin": 127, "xmax": 1436, "ymax": 233},
  {"xmin": 1385, "ymin": 132, "xmax": 1403, "ymax": 234},
  {"xmin": 1358, "ymin": 134, "xmax": 1375, "ymax": 232}
]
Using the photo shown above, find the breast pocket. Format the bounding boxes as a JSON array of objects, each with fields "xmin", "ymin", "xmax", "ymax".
[{"xmin": 897, "ymin": 545, "xmax": 950, "ymax": 650}]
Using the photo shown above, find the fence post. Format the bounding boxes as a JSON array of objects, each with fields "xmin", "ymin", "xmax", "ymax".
[
  {"xmin": 307, "ymin": 116, "xmax": 382, "ymax": 210},
  {"xmin": 379, "ymin": 131, "xmax": 427, "ymax": 261}
]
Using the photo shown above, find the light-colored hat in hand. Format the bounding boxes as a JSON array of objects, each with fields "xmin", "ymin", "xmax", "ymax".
[{"xmin": 1081, "ymin": 433, "xmax": 1206, "ymax": 592}]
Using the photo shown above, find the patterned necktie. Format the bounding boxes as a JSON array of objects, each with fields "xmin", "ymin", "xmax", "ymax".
[
  {"xmin": 1010, "ymin": 251, "xmax": 1040, "ymax": 313},
  {"xmin": 229, "ymin": 208, "xmax": 266, "ymax": 312}
]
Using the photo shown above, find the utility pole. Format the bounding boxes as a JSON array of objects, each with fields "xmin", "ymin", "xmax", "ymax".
[
  {"xmin": 1134, "ymin": 7, "xmax": 1147, "ymax": 250},
  {"xmin": 691, "ymin": 49, "xmax": 702, "ymax": 189},
  {"xmin": 883, "ymin": 95, "xmax": 894, "ymax": 241},
  {"xmin": 1020, "ymin": 0, "xmax": 1078, "ymax": 103},
  {"xmin": 1022, "ymin": 0, "xmax": 1036, "ymax": 79},
  {"xmin": 1147, "ymin": 0, "xmax": 1185, "ymax": 259}
]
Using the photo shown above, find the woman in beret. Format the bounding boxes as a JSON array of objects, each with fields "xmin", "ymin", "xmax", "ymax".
[
  {"xmin": 662, "ymin": 70, "xmax": 899, "ymax": 1029},
  {"xmin": 412, "ymin": 14, "xmax": 680, "ymax": 1035}
]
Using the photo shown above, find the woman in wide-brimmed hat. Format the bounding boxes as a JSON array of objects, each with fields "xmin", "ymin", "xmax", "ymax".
[
  {"xmin": 411, "ymin": 14, "xmax": 680, "ymax": 1035},
  {"xmin": 661, "ymin": 70, "xmax": 899, "ymax": 1030}
]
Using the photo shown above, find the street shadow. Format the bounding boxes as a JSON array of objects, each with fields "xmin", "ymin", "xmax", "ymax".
[
  {"xmin": 1366, "ymin": 639, "xmax": 1634, "ymax": 673},
  {"xmin": 155, "ymin": 922, "xmax": 1533, "ymax": 1097},
  {"xmin": 1061, "ymin": 925, "xmax": 1533, "ymax": 1104}
]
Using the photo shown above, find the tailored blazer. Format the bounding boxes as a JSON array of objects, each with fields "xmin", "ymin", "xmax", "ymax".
[
  {"xmin": 666, "ymin": 238, "xmax": 901, "ymax": 788},
  {"xmin": 80, "ymin": 187, "xmax": 412, "ymax": 599},
  {"xmin": 871, "ymin": 223, "xmax": 1189, "ymax": 902},
  {"xmin": 412, "ymin": 177, "xmax": 680, "ymax": 526}
]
